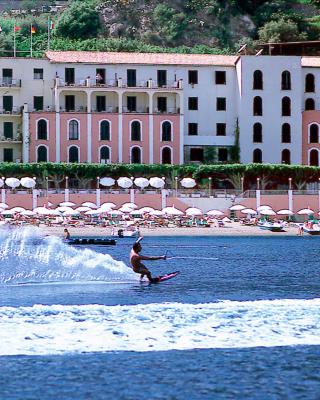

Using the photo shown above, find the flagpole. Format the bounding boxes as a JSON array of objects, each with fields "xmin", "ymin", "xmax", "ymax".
[{"xmin": 30, "ymin": 24, "xmax": 33, "ymax": 57}]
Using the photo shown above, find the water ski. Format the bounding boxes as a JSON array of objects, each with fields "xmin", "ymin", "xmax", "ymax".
[{"xmin": 152, "ymin": 271, "xmax": 180, "ymax": 283}]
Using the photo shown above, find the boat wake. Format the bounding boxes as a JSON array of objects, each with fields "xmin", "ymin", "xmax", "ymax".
[{"xmin": 0, "ymin": 227, "xmax": 135, "ymax": 284}]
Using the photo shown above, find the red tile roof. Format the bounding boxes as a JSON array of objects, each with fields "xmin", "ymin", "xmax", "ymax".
[{"xmin": 46, "ymin": 51, "xmax": 238, "ymax": 66}]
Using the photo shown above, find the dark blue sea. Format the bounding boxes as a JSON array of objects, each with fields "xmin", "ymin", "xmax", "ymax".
[{"xmin": 0, "ymin": 228, "xmax": 319, "ymax": 400}]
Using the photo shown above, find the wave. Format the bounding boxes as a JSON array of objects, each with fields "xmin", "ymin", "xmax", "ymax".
[
  {"xmin": 0, "ymin": 299, "xmax": 319, "ymax": 355},
  {"xmin": 0, "ymin": 227, "xmax": 135, "ymax": 284}
]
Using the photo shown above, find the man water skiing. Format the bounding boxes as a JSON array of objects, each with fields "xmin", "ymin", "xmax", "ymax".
[{"xmin": 130, "ymin": 237, "xmax": 166, "ymax": 282}]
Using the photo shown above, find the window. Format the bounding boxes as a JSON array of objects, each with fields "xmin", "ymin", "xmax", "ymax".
[
  {"xmin": 190, "ymin": 148, "xmax": 204, "ymax": 162},
  {"xmin": 3, "ymin": 148, "xmax": 13, "ymax": 162},
  {"xmin": 216, "ymin": 97, "xmax": 226, "ymax": 111},
  {"xmin": 127, "ymin": 96, "xmax": 136, "ymax": 112},
  {"xmin": 215, "ymin": 71, "xmax": 226, "ymax": 85},
  {"xmin": 162, "ymin": 147, "xmax": 172, "ymax": 164},
  {"xmin": 281, "ymin": 70, "xmax": 291, "ymax": 90},
  {"xmin": 33, "ymin": 96, "xmax": 43, "ymax": 111},
  {"xmin": 282, "ymin": 123, "xmax": 291, "ymax": 143},
  {"xmin": 131, "ymin": 147, "xmax": 141, "ymax": 163},
  {"xmin": 69, "ymin": 120, "xmax": 79, "ymax": 140},
  {"xmin": 310, "ymin": 124, "xmax": 319, "ymax": 143},
  {"xmin": 100, "ymin": 121, "xmax": 110, "ymax": 140},
  {"xmin": 282, "ymin": 97, "xmax": 291, "ymax": 116},
  {"xmin": 157, "ymin": 70, "xmax": 167, "ymax": 87},
  {"xmin": 310, "ymin": 149, "xmax": 319, "ymax": 166},
  {"xmin": 305, "ymin": 98, "xmax": 315, "ymax": 111},
  {"xmin": 162, "ymin": 121, "xmax": 172, "ymax": 141},
  {"xmin": 253, "ymin": 123, "xmax": 262, "ymax": 143},
  {"xmin": 281, "ymin": 149, "xmax": 291, "ymax": 164},
  {"xmin": 188, "ymin": 70, "xmax": 198, "ymax": 85},
  {"xmin": 216, "ymin": 123, "xmax": 226, "ymax": 136},
  {"xmin": 253, "ymin": 148, "xmax": 262, "ymax": 163},
  {"xmin": 69, "ymin": 146, "xmax": 79, "ymax": 163},
  {"xmin": 305, "ymin": 73, "xmax": 315, "ymax": 93},
  {"xmin": 100, "ymin": 146, "xmax": 110, "ymax": 162},
  {"xmin": 2, "ymin": 69, "xmax": 12, "ymax": 85},
  {"xmin": 3, "ymin": 122, "xmax": 13, "ymax": 139},
  {"xmin": 253, "ymin": 96, "xmax": 262, "ymax": 116},
  {"xmin": 188, "ymin": 97, "xmax": 198, "ymax": 111},
  {"xmin": 37, "ymin": 119, "xmax": 47, "ymax": 140},
  {"xmin": 131, "ymin": 121, "xmax": 141, "ymax": 141},
  {"xmin": 96, "ymin": 96, "xmax": 106, "ymax": 112},
  {"xmin": 37, "ymin": 146, "xmax": 47, "ymax": 162},
  {"xmin": 253, "ymin": 70, "xmax": 263, "ymax": 90},
  {"xmin": 3, "ymin": 96, "xmax": 13, "ymax": 112},
  {"xmin": 218, "ymin": 148, "xmax": 228, "ymax": 162},
  {"xmin": 34, "ymin": 68, "xmax": 43, "ymax": 80},
  {"xmin": 188, "ymin": 123, "xmax": 198, "ymax": 136},
  {"xmin": 96, "ymin": 68, "xmax": 105, "ymax": 85},
  {"xmin": 157, "ymin": 97, "xmax": 167, "ymax": 113},
  {"xmin": 127, "ymin": 69, "xmax": 136, "ymax": 87},
  {"xmin": 65, "ymin": 68, "xmax": 75, "ymax": 85},
  {"xmin": 65, "ymin": 95, "xmax": 75, "ymax": 112}
]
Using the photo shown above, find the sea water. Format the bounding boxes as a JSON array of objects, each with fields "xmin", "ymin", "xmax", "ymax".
[{"xmin": 0, "ymin": 228, "xmax": 319, "ymax": 399}]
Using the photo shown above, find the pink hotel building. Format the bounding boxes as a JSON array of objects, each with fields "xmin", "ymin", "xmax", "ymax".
[{"xmin": 1, "ymin": 51, "xmax": 320, "ymax": 166}]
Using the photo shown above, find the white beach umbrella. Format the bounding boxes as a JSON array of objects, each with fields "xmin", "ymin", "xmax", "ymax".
[
  {"xmin": 162, "ymin": 206, "xmax": 184, "ymax": 216},
  {"xmin": 130, "ymin": 209, "xmax": 144, "ymax": 216},
  {"xmin": 59, "ymin": 201, "xmax": 75, "ymax": 207},
  {"xmin": 100, "ymin": 202, "xmax": 116, "ymax": 209},
  {"xmin": 99, "ymin": 177, "xmax": 115, "ymax": 187},
  {"xmin": 206, "ymin": 209, "xmax": 224, "ymax": 216},
  {"xmin": 10, "ymin": 207, "xmax": 25, "ymax": 213},
  {"xmin": 45, "ymin": 209, "xmax": 62, "ymax": 216},
  {"xmin": 119, "ymin": 206, "xmax": 134, "ymax": 213},
  {"xmin": 1, "ymin": 209, "xmax": 16, "ymax": 215},
  {"xmin": 297, "ymin": 208, "xmax": 314, "ymax": 215},
  {"xmin": 85, "ymin": 210, "xmax": 102, "ymax": 216},
  {"xmin": 33, "ymin": 207, "xmax": 49, "ymax": 214},
  {"xmin": 5, "ymin": 178, "xmax": 20, "ymax": 188},
  {"xmin": 76, "ymin": 206, "xmax": 92, "ymax": 212},
  {"xmin": 149, "ymin": 177, "xmax": 165, "ymax": 189},
  {"xmin": 223, "ymin": 217, "xmax": 231, "ymax": 223},
  {"xmin": 180, "ymin": 178, "xmax": 196, "ymax": 188},
  {"xmin": 0, "ymin": 203, "xmax": 8, "ymax": 209},
  {"xmin": 241, "ymin": 208, "xmax": 257, "ymax": 215},
  {"xmin": 277, "ymin": 209, "xmax": 294, "ymax": 215},
  {"xmin": 82, "ymin": 202, "xmax": 98, "ymax": 209},
  {"xmin": 63, "ymin": 210, "xmax": 80, "ymax": 217},
  {"xmin": 20, "ymin": 177, "xmax": 36, "ymax": 189},
  {"xmin": 117, "ymin": 177, "xmax": 133, "ymax": 188},
  {"xmin": 229, "ymin": 204, "xmax": 246, "ymax": 211},
  {"xmin": 257, "ymin": 205, "xmax": 272, "ymax": 212},
  {"xmin": 185, "ymin": 207, "xmax": 202, "ymax": 216},
  {"xmin": 108, "ymin": 209, "xmax": 124, "ymax": 216},
  {"xmin": 150, "ymin": 210, "xmax": 164, "ymax": 217},
  {"xmin": 122, "ymin": 202, "xmax": 138, "ymax": 209},
  {"xmin": 139, "ymin": 207, "xmax": 155, "ymax": 213},
  {"xmin": 260, "ymin": 209, "xmax": 276, "ymax": 216},
  {"xmin": 21, "ymin": 210, "xmax": 36, "ymax": 216},
  {"xmin": 0, "ymin": 178, "xmax": 4, "ymax": 188},
  {"xmin": 134, "ymin": 177, "xmax": 150, "ymax": 189},
  {"xmin": 56, "ymin": 206, "xmax": 74, "ymax": 213}
]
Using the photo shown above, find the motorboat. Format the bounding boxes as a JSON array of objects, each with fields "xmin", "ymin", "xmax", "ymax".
[
  {"xmin": 65, "ymin": 237, "xmax": 116, "ymax": 245},
  {"xmin": 303, "ymin": 225, "xmax": 320, "ymax": 235},
  {"xmin": 259, "ymin": 221, "xmax": 285, "ymax": 232},
  {"xmin": 110, "ymin": 227, "xmax": 140, "ymax": 238}
]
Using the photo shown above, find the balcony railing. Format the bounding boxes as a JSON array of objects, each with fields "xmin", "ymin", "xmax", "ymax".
[
  {"xmin": 0, "ymin": 78, "xmax": 21, "ymax": 88},
  {"xmin": 0, "ymin": 136, "xmax": 22, "ymax": 143},
  {"xmin": 0, "ymin": 108, "xmax": 21, "ymax": 115},
  {"xmin": 122, "ymin": 107, "xmax": 149, "ymax": 114}
]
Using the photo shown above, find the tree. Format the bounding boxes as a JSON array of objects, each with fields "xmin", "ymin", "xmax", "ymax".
[
  {"xmin": 258, "ymin": 18, "xmax": 307, "ymax": 43},
  {"xmin": 153, "ymin": 4, "xmax": 187, "ymax": 44},
  {"xmin": 55, "ymin": 0, "xmax": 101, "ymax": 39}
]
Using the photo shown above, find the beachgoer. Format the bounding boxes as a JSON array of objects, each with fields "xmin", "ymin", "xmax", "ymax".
[
  {"xmin": 130, "ymin": 237, "xmax": 166, "ymax": 282},
  {"xmin": 64, "ymin": 228, "xmax": 70, "ymax": 240}
]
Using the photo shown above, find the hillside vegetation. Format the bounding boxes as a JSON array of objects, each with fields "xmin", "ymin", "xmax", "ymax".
[{"xmin": 0, "ymin": 0, "xmax": 320, "ymax": 56}]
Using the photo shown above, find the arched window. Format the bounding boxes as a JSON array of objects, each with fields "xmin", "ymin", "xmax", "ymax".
[
  {"xmin": 37, "ymin": 146, "xmax": 47, "ymax": 162},
  {"xmin": 37, "ymin": 119, "xmax": 47, "ymax": 140},
  {"xmin": 281, "ymin": 149, "xmax": 291, "ymax": 164},
  {"xmin": 69, "ymin": 146, "xmax": 79, "ymax": 163},
  {"xmin": 310, "ymin": 149, "xmax": 319, "ymax": 166},
  {"xmin": 131, "ymin": 121, "xmax": 141, "ymax": 141},
  {"xmin": 162, "ymin": 121, "xmax": 172, "ymax": 141},
  {"xmin": 69, "ymin": 120, "xmax": 79, "ymax": 140},
  {"xmin": 100, "ymin": 146, "xmax": 110, "ymax": 162},
  {"xmin": 131, "ymin": 147, "xmax": 141, "ymax": 164},
  {"xmin": 253, "ymin": 96, "xmax": 262, "ymax": 116},
  {"xmin": 253, "ymin": 148, "xmax": 262, "ymax": 163},
  {"xmin": 305, "ymin": 73, "xmax": 315, "ymax": 93},
  {"xmin": 100, "ymin": 121, "xmax": 110, "ymax": 140},
  {"xmin": 253, "ymin": 123, "xmax": 262, "ymax": 143},
  {"xmin": 310, "ymin": 124, "xmax": 319, "ymax": 143},
  {"xmin": 281, "ymin": 123, "xmax": 291, "ymax": 143},
  {"xmin": 305, "ymin": 98, "xmax": 315, "ymax": 111},
  {"xmin": 282, "ymin": 97, "xmax": 291, "ymax": 116},
  {"xmin": 253, "ymin": 70, "xmax": 263, "ymax": 90},
  {"xmin": 281, "ymin": 71, "xmax": 291, "ymax": 90},
  {"xmin": 162, "ymin": 147, "xmax": 172, "ymax": 164}
]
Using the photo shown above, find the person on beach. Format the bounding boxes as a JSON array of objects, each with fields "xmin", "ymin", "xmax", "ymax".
[
  {"xmin": 63, "ymin": 228, "xmax": 70, "ymax": 240},
  {"xmin": 130, "ymin": 237, "xmax": 166, "ymax": 282}
]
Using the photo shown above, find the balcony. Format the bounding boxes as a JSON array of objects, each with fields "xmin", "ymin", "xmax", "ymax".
[
  {"xmin": 153, "ymin": 107, "xmax": 180, "ymax": 114},
  {"xmin": 0, "ymin": 107, "xmax": 22, "ymax": 116},
  {"xmin": 122, "ymin": 107, "xmax": 149, "ymax": 114},
  {"xmin": 0, "ymin": 78, "xmax": 21, "ymax": 88},
  {"xmin": 0, "ymin": 136, "xmax": 22, "ymax": 143}
]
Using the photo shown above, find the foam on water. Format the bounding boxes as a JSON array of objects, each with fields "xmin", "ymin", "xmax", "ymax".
[
  {"xmin": 0, "ymin": 227, "xmax": 135, "ymax": 283},
  {"xmin": 0, "ymin": 299, "xmax": 319, "ymax": 355}
]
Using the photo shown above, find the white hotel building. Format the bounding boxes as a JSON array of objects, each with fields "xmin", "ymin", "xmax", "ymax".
[{"xmin": 0, "ymin": 50, "xmax": 319, "ymax": 166}]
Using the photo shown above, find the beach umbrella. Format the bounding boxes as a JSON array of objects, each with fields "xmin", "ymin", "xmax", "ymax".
[
  {"xmin": 59, "ymin": 201, "xmax": 75, "ymax": 207},
  {"xmin": 82, "ymin": 202, "xmax": 98, "ymax": 209},
  {"xmin": 150, "ymin": 210, "xmax": 164, "ymax": 217},
  {"xmin": 162, "ymin": 206, "xmax": 184, "ymax": 216},
  {"xmin": 257, "ymin": 205, "xmax": 272, "ymax": 212},
  {"xmin": 277, "ymin": 209, "xmax": 294, "ymax": 215},
  {"xmin": 21, "ymin": 210, "xmax": 36, "ymax": 216},
  {"xmin": 10, "ymin": 207, "xmax": 26, "ymax": 213},
  {"xmin": 99, "ymin": 177, "xmax": 115, "ymax": 187},
  {"xmin": 1, "ymin": 209, "xmax": 16, "ymax": 215},
  {"xmin": 100, "ymin": 202, "xmax": 116, "ymax": 209},
  {"xmin": 206, "ymin": 209, "xmax": 224, "ymax": 216},
  {"xmin": 0, "ymin": 178, "xmax": 4, "ymax": 188},
  {"xmin": 185, "ymin": 207, "xmax": 202, "ymax": 216},
  {"xmin": 85, "ymin": 210, "xmax": 102, "ymax": 216},
  {"xmin": 5, "ymin": 178, "xmax": 20, "ymax": 189},
  {"xmin": 139, "ymin": 207, "xmax": 155, "ymax": 213},
  {"xmin": 241, "ymin": 208, "xmax": 257, "ymax": 215},
  {"xmin": 130, "ymin": 209, "xmax": 144, "ymax": 216},
  {"xmin": 56, "ymin": 206, "xmax": 74, "ymax": 213},
  {"xmin": 20, "ymin": 177, "xmax": 36, "ymax": 189},
  {"xmin": 134, "ymin": 177, "xmax": 149, "ymax": 189},
  {"xmin": 63, "ymin": 210, "xmax": 80, "ymax": 217},
  {"xmin": 108, "ymin": 210, "xmax": 124, "ymax": 216},
  {"xmin": 180, "ymin": 178, "xmax": 196, "ymax": 188},
  {"xmin": 149, "ymin": 177, "xmax": 165, "ymax": 189},
  {"xmin": 119, "ymin": 206, "xmax": 133, "ymax": 213},
  {"xmin": 122, "ymin": 202, "xmax": 138, "ymax": 209},
  {"xmin": 229, "ymin": 204, "xmax": 246, "ymax": 211},
  {"xmin": 222, "ymin": 217, "xmax": 231, "ymax": 223},
  {"xmin": 0, "ymin": 203, "xmax": 8, "ymax": 209},
  {"xmin": 260, "ymin": 209, "xmax": 276, "ymax": 216},
  {"xmin": 33, "ymin": 207, "xmax": 49, "ymax": 214},
  {"xmin": 297, "ymin": 208, "xmax": 314, "ymax": 215},
  {"xmin": 117, "ymin": 177, "xmax": 133, "ymax": 189},
  {"xmin": 76, "ymin": 206, "xmax": 92, "ymax": 212},
  {"xmin": 45, "ymin": 209, "xmax": 62, "ymax": 216}
]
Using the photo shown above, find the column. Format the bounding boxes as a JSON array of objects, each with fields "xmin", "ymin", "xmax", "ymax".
[
  {"xmin": 55, "ymin": 88, "xmax": 60, "ymax": 162},
  {"xmin": 130, "ymin": 189, "xmax": 135, "ymax": 204},
  {"xmin": 256, "ymin": 178, "xmax": 261, "ymax": 210},
  {"xmin": 178, "ymin": 92, "xmax": 184, "ymax": 164},
  {"xmin": 96, "ymin": 189, "xmax": 101, "ymax": 207},
  {"xmin": 87, "ymin": 91, "xmax": 92, "ymax": 162},
  {"xmin": 118, "ymin": 92, "xmax": 123, "ymax": 163},
  {"xmin": 65, "ymin": 176, "xmax": 69, "ymax": 202},
  {"xmin": 161, "ymin": 189, "xmax": 167, "ymax": 209},
  {"xmin": 1, "ymin": 188, "xmax": 5, "ymax": 204},
  {"xmin": 148, "ymin": 93, "xmax": 153, "ymax": 163},
  {"xmin": 22, "ymin": 103, "xmax": 29, "ymax": 162},
  {"xmin": 32, "ymin": 189, "xmax": 37, "ymax": 209},
  {"xmin": 288, "ymin": 177, "xmax": 293, "ymax": 211}
]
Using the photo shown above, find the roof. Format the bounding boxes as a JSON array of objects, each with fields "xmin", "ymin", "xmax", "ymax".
[
  {"xmin": 45, "ymin": 51, "xmax": 238, "ymax": 67},
  {"xmin": 301, "ymin": 57, "xmax": 320, "ymax": 68}
]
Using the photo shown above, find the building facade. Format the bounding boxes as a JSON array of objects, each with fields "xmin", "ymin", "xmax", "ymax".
[{"xmin": 0, "ymin": 51, "xmax": 319, "ymax": 166}]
